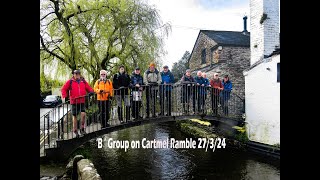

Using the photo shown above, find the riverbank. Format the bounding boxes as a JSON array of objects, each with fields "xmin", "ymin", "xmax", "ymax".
[{"xmin": 176, "ymin": 119, "xmax": 247, "ymax": 150}]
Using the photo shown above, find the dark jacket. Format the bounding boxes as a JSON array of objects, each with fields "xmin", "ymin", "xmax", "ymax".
[
  {"xmin": 180, "ymin": 75, "xmax": 195, "ymax": 84},
  {"xmin": 160, "ymin": 70, "xmax": 174, "ymax": 91},
  {"xmin": 113, "ymin": 72, "xmax": 131, "ymax": 95},
  {"xmin": 180, "ymin": 75, "xmax": 195, "ymax": 96},
  {"xmin": 194, "ymin": 76, "xmax": 206, "ymax": 95},
  {"xmin": 203, "ymin": 78, "xmax": 210, "ymax": 86},
  {"xmin": 221, "ymin": 80, "xmax": 232, "ymax": 100},
  {"xmin": 130, "ymin": 72, "xmax": 144, "ymax": 91}
]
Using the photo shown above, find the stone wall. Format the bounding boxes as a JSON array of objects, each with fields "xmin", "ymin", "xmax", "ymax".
[
  {"xmin": 61, "ymin": 155, "xmax": 102, "ymax": 180},
  {"xmin": 189, "ymin": 32, "xmax": 217, "ymax": 70},
  {"xmin": 192, "ymin": 46, "xmax": 250, "ymax": 100}
]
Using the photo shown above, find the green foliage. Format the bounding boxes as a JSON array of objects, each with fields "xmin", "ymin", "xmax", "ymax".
[
  {"xmin": 40, "ymin": 0, "xmax": 171, "ymax": 82},
  {"xmin": 40, "ymin": 74, "xmax": 64, "ymax": 92},
  {"xmin": 171, "ymin": 51, "xmax": 190, "ymax": 82}
]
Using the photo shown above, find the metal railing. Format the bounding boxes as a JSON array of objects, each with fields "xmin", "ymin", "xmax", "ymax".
[{"xmin": 40, "ymin": 83, "xmax": 244, "ymax": 155}]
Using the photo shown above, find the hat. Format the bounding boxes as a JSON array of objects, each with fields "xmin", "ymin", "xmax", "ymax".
[
  {"xmin": 135, "ymin": 67, "xmax": 140, "ymax": 70},
  {"xmin": 73, "ymin": 69, "xmax": 81, "ymax": 74},
  {"xmin": 149, "ymin": 62, "xmax": 156, "ymax": 67},
  {"xmin": 163, "ymin": 65, "xmax": 168, "ymax": 69}
]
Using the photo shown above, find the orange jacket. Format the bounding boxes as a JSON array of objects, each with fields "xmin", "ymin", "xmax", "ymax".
[{"xmin": 94, "ymin": 79, "xmax": 113, "ymax": 101}]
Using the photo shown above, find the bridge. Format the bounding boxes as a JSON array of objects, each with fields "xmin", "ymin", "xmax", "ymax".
[{"xmin": 40, "ymin": 83, "xmax": 245, "ymax": 162}]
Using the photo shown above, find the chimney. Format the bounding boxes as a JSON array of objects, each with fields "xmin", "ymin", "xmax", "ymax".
[
  {"xmin": 242, "ymin": 16, "xmax": 248, "ymax": 34},
  {"xmin": 250, "ymin": 0, "xmax": 279, "ymax": 65}
]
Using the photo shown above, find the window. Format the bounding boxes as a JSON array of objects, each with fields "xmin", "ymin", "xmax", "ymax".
[
  {"xmin": 201, "ymin": 49, "xmax": 206, "ymax": 64},
  {"xmin": 277, "ymin": 63, "xmax": 280, "ymax": 82}
]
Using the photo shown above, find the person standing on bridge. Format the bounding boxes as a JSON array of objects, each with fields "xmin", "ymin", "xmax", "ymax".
[
  {"xmin": 221, "ymin": 75, "xmax": 232, "ymax": 116},
  {"xmin": 113, "ymin": 65, "xmax": 131, "ymax": 123},
  {"xmin": 159, "ymin": 65, "xmax": 174, "ymax": 116},
  {"xmin": 130, "ymin": 67, "xmax": 144, "ymax": 120},
  {"xmin": 180, "ymin": 69, "xmax": 196, "ymax": 114},
  {"xmin": 194, "ymin": 71, "xmax": 206, "ymax": 114},
  {"xmin": 61, "ymin": 69, "xmax": 94, "ymax": 138},
  {"xmin": 202, "ymin": 72, "xmax": 211, "ymax": 115},
  {"xmin": 144, "ymin": 62, "xmax": 162, "ymax": 118},
  {"xmin": 94, "ymin": 70, "xmax": 113, "ymax": 128},
  {"xmin": 210, "ymin": 73, "xmax": 224, "ymax": 116}
]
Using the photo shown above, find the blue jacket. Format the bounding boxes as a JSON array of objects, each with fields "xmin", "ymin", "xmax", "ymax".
[
  {"xmin": 221, "ymin": 80, "xmax": 232, "ymax": 100},
  {"xmin": 130, "ymin": 72, "xmax": 144, "ymax": 91},
  {"xmin": 194, "ymin": 76, "xmax": 206, "ymax": 95},
  {"xmin": 203, "ymin": 78, "xmax": 210, "ymax": 86},
  {"xmin": 160, "ymin": 70, "xmax": 174, "ymax": 91}
]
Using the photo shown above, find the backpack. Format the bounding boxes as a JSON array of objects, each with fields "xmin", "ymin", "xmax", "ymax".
[
  {"xmin": 97, "ymin": 79, "xmax": 111, "ymax": 86},
  {"xmin": 68, "ymin": 78, "xmax": 87, "ymax": 91}
]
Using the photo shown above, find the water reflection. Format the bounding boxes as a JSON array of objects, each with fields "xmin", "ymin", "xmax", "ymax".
[{"xmin": 89, "ymin": 122, "xmax": 279, "ymax": 179}]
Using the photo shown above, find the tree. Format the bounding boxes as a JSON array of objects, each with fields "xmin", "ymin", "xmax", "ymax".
[
  {"xmin": 40, "ymin": 0, "xmax": 171, "ymax": 84},
  {"xmin": 171, "ymin": 51, "xmax": 190, "ymax": 83}
]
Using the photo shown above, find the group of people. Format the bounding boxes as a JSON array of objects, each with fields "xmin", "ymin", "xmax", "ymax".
[
  {"xmin": 60, "ymin": 63, "xmax": 232, "ymax": 137},
  {"xmin": 180, "ymin": 69, "xmax": 232, "ymax": 116}
]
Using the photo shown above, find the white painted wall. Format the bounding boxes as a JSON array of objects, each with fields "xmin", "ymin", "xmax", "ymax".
[
  {"xmin": 244, "ymin": 55, "xmax": 280, "ymax": 145},
  {"xmin": 250, "ymin": 0, "xmax": 279, "ymax": 65}
]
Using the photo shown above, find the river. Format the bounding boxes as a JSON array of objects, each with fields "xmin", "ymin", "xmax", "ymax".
[{"xmin": 86, "ymin": 122, "xmax": 280, "ymax": 179}]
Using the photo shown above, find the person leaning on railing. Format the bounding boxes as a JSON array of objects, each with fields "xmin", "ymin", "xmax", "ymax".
[
  {"xmin": 180, "ymin": 69, "xmax": 196, "ymax": 114},
  {"xmin": 220, "ymin": 75, "xmax": 232, "ymax": 116},
  {"xmin": 159, "ymin": 65, "xmax": 175, "ymax": 116},
  {"xmin": 202, "ymin": 72, "xmax": 211, "ymax": 112},
  {"xmin": 94, "ymin": 70, "xmax": 113, "ymax": 128},
  {"xmin": 144, "ymin": 62, "xmax": 162, "ymax": 118},
  {"xmin": 61, "ymin": 69, "xmax": 94, "ymax": 138},
  {"xmin": 130, "ymin": 67, "xmax": 144, "ymax": 120},
  {"xmin": 209, "ymin": 73, "xmax": 224, "ymax": 116},
  {"xmin": 194, "ymin": 71, "xmax": 206, "ymax": 114},
  {"xmin": 113, "ymin": 65, "xmax": 131, "ymax": 123}
]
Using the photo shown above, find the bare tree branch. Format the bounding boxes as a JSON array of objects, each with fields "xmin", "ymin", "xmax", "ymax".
[
  {"xmin": 40, "ymin": 11, "xmax": 55, "ymax": 21},
  {"xmin": 40, "ymin": 34, "xmax": 66, "ymax": 65}
]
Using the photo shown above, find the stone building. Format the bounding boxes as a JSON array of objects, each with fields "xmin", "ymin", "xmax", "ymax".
[
  {"xmin": 244, "ymin": 0, "xmax": 280, "ymax": 146},
  {"xmin": 188, "ymin": 17, "xmax": 250, "ymax": 99}
]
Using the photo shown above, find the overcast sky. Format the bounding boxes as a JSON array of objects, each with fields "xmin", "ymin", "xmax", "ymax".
[{"xmin": 145, "ymin": 0, "xmax": 250, "ymax": 69}]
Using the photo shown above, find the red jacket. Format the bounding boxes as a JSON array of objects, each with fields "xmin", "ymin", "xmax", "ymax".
[
  {"xmin": 61, "ymin": 77, "xmax": 94, "ymax": 104},
  {"xmin": 210, "ymin": 79, "xmax": 223, "ymax": 95}
]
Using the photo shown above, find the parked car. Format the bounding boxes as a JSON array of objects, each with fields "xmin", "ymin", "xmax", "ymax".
[{"xmin": 43, "ymin": 95, "xmax": 62, "ymax": 108}]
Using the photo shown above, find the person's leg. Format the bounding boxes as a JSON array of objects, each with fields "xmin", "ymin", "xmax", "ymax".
[
  {"xmin": 73, "ymin": 116, "xmax": 77, "ymax": 132},
  {"xmin": 167, "ymin": 90, "xmax": 172, "ymax": 116},
  {"xmin": 116, "ymin": 95, "xmax": 123, "ymax": 122},
  {"xmin": 150, "ymin": 87, "xmax": 156, "ymax": 117},
  {"xmin": 153, "ymin": 89, "xmax": 158, "ymax": 117},
  {"xmin": 80, "ymin": 103, "xmax": 86, "ymax": 134},
  {"xmin": 192, "ymin": 88, "xmax": 196, "ymax": 114},
  {"xmin": 213, "ymin": 95, "xmax": 218, "ymax": 116},
  {"xmin": 145, "ymin": 86, "xmax": 150, "ymax": 118},
  {"xmin": 125, "ymin": 95, "xmax": 131, "ymax": 122},
  {"xmin": 132, "ymin": 101, "xmax": 136, "ymax": 119},
  {"xmin": 71, "ymin": 104, "xmax": 78, "ymax": 134},
  {"xmin": 105, "ymin": 100, "xmax": 110, "ymax": 126},
  {"xmin": 211, "ymin": 89, "xmax": 214, "ymax": 114},
  {"xmin": 159, "ymin": 87, "xmax": 164, "ymax": 116},
  {"xmin": 98, "ymin": 101, "xmax": 102, "ymax": 123}
]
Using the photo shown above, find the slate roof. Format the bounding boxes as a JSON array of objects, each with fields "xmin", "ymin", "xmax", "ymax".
[{"xmin": 201, "ymin": 30, "xmax": 250, "ymax": 47}]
